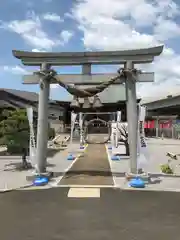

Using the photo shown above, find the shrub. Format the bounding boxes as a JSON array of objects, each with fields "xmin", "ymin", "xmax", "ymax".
[
  {"xmin": 161, "ymin": 164, "xmax": 173, "ymax": 174},
  {"xmin": 0, "ymin": 109, "xmax": 29, "ymax": 154},
  {"xmin": 7, "ymin": 142, "xmax": 23, "ymax": 155},
  {"xmin": 0, "ymin": 108, "xmax": 56, "ymax": 154}
]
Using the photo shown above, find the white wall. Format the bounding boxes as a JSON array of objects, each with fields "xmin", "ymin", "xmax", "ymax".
[{"xmin": 48, "ymin": 107, "xmax": 65, "ymax": 133}]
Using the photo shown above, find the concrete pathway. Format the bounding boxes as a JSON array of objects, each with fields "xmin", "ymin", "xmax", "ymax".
[{"xmin": 59, "ymin": 144, "xmax": 113, "ymax": 186}]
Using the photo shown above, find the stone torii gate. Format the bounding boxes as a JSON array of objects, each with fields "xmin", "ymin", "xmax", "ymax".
[{"xmin": 12, "ymin": 45, "xmax": 163, "ymax": 175}]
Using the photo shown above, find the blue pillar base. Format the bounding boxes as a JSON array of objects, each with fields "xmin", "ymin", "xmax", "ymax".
[
  {"xmin": 111, "ymin": 155, "xmax": 120, "ymax": 161},
  {"xmin": 33, "ymin": 176, "xmax": 49, "ymax": 186},
  {"xmin": 129, "ymin": 177, "xmax": 145, "ymax": 188},
  {"xmin": 67, "ymin": 154, "xmax": 75, "ymax": 161}
]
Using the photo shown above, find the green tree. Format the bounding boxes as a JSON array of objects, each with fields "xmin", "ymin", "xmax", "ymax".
[
  {"xmin": 0, "ymin": 109, "xmax": 30, "ymax": 154},
  {"xmin": 0, "ymin": 108, "xmax": 56, "ymax": 154}
]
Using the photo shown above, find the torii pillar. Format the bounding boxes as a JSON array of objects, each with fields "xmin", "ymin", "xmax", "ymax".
[
  {"xmin": 125, "ymin": 61, "xmax": 138, "ymax": 174},
  {"xmin": 35, "ymin": 63, "xmax": 50, "ymax": 173}
]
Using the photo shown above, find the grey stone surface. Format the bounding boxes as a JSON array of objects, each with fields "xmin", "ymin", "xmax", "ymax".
[
  {"xmin": 2, "ymin": 138, "xmax": 180, "ymax": 192},
  {"xmin": 12, "ymin": 45, "xmax": 163, "ymax": 65},
  {"xmin": 107, "ymin": 138, "xmax": 180, "ymax": 191},
  {"xmin": 108, "ymin": 138, "xmax": 180, "ymax": 174},
  {"xmin": 0, "ymin": 142, "xmax": 82, "ymax": 191}
]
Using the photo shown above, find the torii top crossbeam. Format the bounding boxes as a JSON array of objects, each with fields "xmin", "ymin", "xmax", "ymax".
[{"xmin": 12, "ymin": 45, "xmax": 163, "ymax": 66}]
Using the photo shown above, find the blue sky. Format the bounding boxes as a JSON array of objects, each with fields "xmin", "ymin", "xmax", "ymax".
[{"xmin": 1, "ymin": 0, "xmax": 180, "ymax": 100}]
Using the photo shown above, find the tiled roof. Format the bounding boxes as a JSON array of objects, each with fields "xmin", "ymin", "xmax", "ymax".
[
  {"xmin": 0, "ymin": 88, "xmax": 64, "ymax": 110},
  {"xmin": 0, "ymin": 88, "xmax": 39, "ymax": 102}
]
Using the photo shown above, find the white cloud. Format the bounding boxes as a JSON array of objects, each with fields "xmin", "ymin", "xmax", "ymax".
[
  {"xmin": 4, "ymin": 16, "xmax": 59, "ymax": 50},
  {"xmin": 32, "ymin": 49, "xmax": 46, "ymax": 52},
  {"xmin": 137, "ymin": 48, "xmax": 180, "ymax": 97},
  {"xmin": 60, "ymin": 30, "xmax": 73, "ymax": 43},
  {"xmin": 2, "ymin": 65, "xmax": 29, "ymax": 75},
  {"xmin": 42, "ymin": 13, "xmax": 63, "ymax": 22},
  {"xmin": 156, "ymin": 0, "xmax": 180, "ymax": 18},
  {"xmin": 154, "ymin": 18, "xmax": 180, "ymax": 41},
  {"xmin": 50, "ymin": 84, "xmax": 59, "ymax": 89},
  {"xmin": 70, "ymin": 0, "xmax": 180, "ymax": 97},
  {"xmin": 130, "ymin": 2, "xmax": 158, "ymax": 27},
  {"xmin": 1, "ymin": 12, "xmax": 72, "ymax": 50}
]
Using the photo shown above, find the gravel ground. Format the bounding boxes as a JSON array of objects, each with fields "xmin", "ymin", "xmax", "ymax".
[{"xmin": 59, "ymin": 144, "xmax": 113, "ymax": 186}]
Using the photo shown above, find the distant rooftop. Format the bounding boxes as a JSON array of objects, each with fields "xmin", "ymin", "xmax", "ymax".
[
  {"xmin": 0, "ymin": 88, "xmax": 64, "ymax": 110},
  {"xmin": 0, "ymin": 88, "xmax": 39, "ymax": 102},
  {"xmin": 141, "ymin": 86, "xmax": 180, "ymax": 104}
]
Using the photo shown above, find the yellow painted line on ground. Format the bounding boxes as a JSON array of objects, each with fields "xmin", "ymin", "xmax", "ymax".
[{"xmin": 67, "ymin": 187, "xmax": 100, "ymax": 198}]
